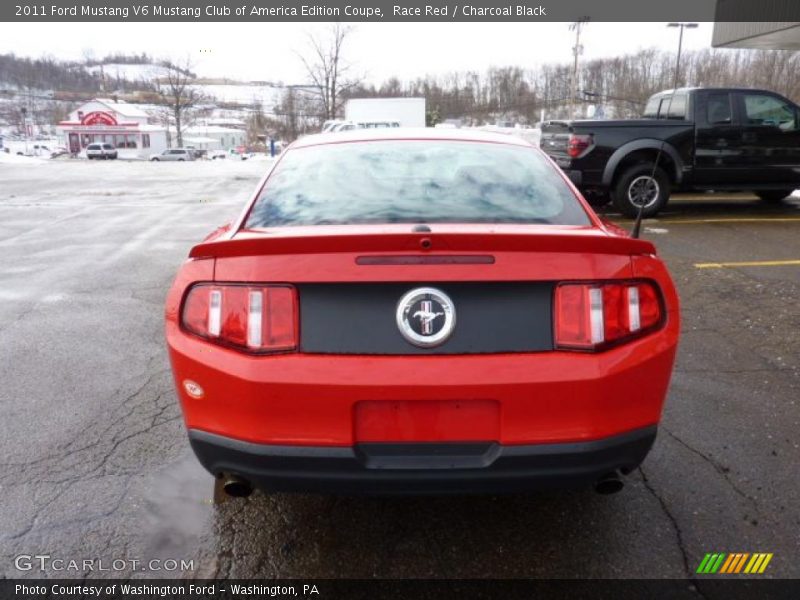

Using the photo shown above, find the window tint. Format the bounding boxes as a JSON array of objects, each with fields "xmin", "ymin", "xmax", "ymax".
[
  {"xmin": 743, "ymin": 94, "xmax": 798, "ymax": 130},
  {"xmin": 246, "ymin": 140, "xmax": 591, "ymax": 228},
  {"xmin": 644, "ymin": 94, "xmax": 687, "ymax": 119},
  {"xmin": 706, "ymin": 93, "xmax": 732, "ymax": 124},
  {"xmin": 666, "ymin": 94, "xmax": 687, "ymax": 119},
  {"xmin": 643, "ymin": 96, "xmax": 662, "ymax": 119},
  {"xmin": 87, "ymin": 144, "xmax": 100, "ymax": 150}
]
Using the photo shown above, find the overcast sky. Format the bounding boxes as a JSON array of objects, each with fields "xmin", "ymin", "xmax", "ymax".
[{"xmin": 1, "ymin": 22, "xmax": 714, "ymax": 84}]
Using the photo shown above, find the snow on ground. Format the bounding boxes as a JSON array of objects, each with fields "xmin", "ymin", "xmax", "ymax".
[
  {"xmin": 2, "ymin": 138, "xmax": 62, "ymax": 157},
  {"xmin": 0, "ymin": 155, "xmax": 273, "ymax": 203},
  {"xmin": 0, "ymin": 152, "xmax": 47, "ymax": 164}
]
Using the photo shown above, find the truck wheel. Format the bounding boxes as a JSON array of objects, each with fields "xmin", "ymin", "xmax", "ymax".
[
  {"xmin": 612, "ymin": 164, "xmax": 670, "ymax": 218},
  {"xmin": 756, "ymin": 190, "xmax": 793, "ymax": 202}
]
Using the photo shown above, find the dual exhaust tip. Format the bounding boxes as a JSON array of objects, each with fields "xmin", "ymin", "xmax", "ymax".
[
  {"xmin": 594, "ymin": 471, "xmax": 625, "ymax": 495},
  {"xmin": 217, "ymin": 472, "xmax": 624, "ymax": 498},
  {"xmin": 220, "ymin": 474, "xmax": 253, "ymax": 498}
]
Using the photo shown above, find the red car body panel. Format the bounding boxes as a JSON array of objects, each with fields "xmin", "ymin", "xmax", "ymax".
[
  {"xmin": 166, "ymin": 232, "xmax": 678, "ymax": 447},
  {"xmin": 165, "ymin": 130, "xmax": 680, "ymax": 493}
]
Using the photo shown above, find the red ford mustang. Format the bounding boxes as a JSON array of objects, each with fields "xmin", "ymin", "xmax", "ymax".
[{"xmin": 165, "ymin": 129, "xmax": 679, "ymax": 496}]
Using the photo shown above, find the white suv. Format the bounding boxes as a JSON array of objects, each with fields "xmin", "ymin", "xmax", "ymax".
[
  {"xmin": 86, "ymin": 143, "xmax": 118, "ymax": 160},
  {"xmin": 150, "ymin": 148, "xmax": 195, "ymax": 162}
]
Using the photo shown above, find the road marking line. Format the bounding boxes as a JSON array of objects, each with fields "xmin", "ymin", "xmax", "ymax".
[
  {"xmin": 695, "ymin": 259, "xmax": 800, "ymax": 269},
  {"xmin": 665, "ymin": 217, "xmax": 800, "ymax": 224},
  {"xmin": 614, "ymin": 217, "xmax": 800, "ymax": 225}
]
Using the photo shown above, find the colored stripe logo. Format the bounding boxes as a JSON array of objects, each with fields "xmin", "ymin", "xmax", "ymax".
[{"xmin": 697, "ymin": 553, "xmax": 773, "ymax": 574}]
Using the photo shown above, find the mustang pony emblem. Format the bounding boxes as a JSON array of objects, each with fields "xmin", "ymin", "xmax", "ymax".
[{"xmin": 413, "ymin": 301, "xmax": 444, "ymax": 335}]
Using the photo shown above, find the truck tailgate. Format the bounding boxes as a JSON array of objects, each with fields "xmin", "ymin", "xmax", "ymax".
[{"xmin": 540, "ymin": 121, "xmax": 572, "ymax": 158}]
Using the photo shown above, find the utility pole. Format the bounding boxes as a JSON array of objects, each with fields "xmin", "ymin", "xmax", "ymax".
[
  {"xmin": 667, "ymin": 22, "xmax": 698, "ymax": 88},
  {"xmin": 569, "ymin": 18, "xmax": 589, "ymax": 119},
  {"xmin": 20, "ymin": 107, "xmax": 28, "ymax": 154}
]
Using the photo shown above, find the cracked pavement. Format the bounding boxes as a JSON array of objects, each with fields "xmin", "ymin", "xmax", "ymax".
[{"xmin": 0, "ymin": 162, "xmax": 798, "ymax": 579}]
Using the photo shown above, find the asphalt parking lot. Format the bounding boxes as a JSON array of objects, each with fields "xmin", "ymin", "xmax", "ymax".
[{"xmin": 0, "ymin": 160, "xmax": 798, "ymax": 580}]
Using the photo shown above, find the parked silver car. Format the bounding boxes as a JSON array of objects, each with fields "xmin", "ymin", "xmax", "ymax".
[
  {"xmin": 86, "ymin": 143, "xmax": 118, "ymax": 160},
  {"xmin": 149, "ymin": 148, "xmax": 195, "ymax": 162}
]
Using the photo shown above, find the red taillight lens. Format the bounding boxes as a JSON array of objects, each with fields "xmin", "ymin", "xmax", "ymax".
[
  {"xmin": 220, "ymin": 286, "xmax": 249, "ymax": 347},
  {"xmin": 636, "ymin": 282, "xmax": 661, "ymax": 330},
  {"xmin": 567, "ymin": 134, "xmax": 593, "ymax": 158},
  {"xmin": 555, "ymin": 281, "xmax": 662, "ymax": 350},
  {"xmin": 262, "ymin": 286, "xmax": 297, "ymax": 349},
  {"xmin": 182, "ymin": 286, "xmax": 210, "ymax": 335},
  {"xmin": 181, "ymin": 284, "xmax": 298, "ymax": 353},
  {"xmin": 552, "ymin": 284, "xmax": 593, "ymax": 348}
]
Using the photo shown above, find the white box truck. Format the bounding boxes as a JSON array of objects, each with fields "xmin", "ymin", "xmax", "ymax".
[{"xmin": 344, "ymin": 98, "xmax": 426, "ymax": 128}]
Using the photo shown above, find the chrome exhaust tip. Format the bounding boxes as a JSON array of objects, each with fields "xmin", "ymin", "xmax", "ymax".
[
  {"xmin": 594, "ymin": 472, "xmax": 624, "ymax": 495},
  {"xmin": 221, "ymin": 474, "xmax": 253, "ymax": 498}
]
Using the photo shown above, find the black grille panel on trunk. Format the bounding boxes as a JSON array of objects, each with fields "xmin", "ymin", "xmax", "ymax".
[{"xmin": 298, "ymin": 282, "xmax": 554, "ymax": 354}]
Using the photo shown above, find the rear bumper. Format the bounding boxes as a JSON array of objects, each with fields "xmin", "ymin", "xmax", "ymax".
[
  {"xmin": 168, "ymin": 332, "xmax": 677, "ymax": 446},
  {"xmin": 545, "ymin": 154, "xmax": 605, "ymax": 189},
  {"xmin": 189, "ymin": 426, "xmax": 657, "ymax": 495}
]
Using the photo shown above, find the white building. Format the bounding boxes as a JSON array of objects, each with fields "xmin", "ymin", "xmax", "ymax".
[
  {"xmin": 56, "ymin": 98, "xmax": 167, "ymax": 159},
  {"xmin": 202, "ymin": 117, "xmax": 246, "ymax": 129},
  {"xmin": 180, "ymin": 125, "xmax": 247, "ymax": 151}
]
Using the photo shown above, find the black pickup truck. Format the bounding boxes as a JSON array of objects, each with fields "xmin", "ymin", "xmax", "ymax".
[{"xmin": 541, "ymin": 87, "xmax": 800, "ymax": 217}]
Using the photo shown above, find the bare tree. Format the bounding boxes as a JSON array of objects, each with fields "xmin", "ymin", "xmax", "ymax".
[
  {"xmin": 297, "ymin": 24, "xmax": 360, "ymax": 120},
  {"xmin": 154, "ymin": 103, "xmax": 173, "ymax": 148},
  {"xmin": 272, "ymin": 87, "xmax": 323, "ymax": 141},
  {"xmin": 158, "ymin": 57, "xmax": 204, "ymax": 147}
]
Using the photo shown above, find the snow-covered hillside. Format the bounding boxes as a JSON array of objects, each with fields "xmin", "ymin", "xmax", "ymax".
[
  {"xmin": 86, "ymin": 63, "xmax": 172, "ymax": 82},
  {"xmin": 85, "ymin": 63, "xmax": 294, "ymax": 110},
  {"xmin": 188, "ymin": 83, "xmax": 285, "ymax": 107}
]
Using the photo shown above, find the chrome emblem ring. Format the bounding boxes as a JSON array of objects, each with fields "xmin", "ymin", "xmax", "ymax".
[{"xmin": 396, "ymin": 287, "xmax": 456, "ymax": 348}]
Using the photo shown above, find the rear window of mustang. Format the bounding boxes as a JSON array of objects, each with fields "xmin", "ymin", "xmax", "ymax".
[{"xmin": 245, "ymin": 140, "xmax": 590, "ymax": 227}]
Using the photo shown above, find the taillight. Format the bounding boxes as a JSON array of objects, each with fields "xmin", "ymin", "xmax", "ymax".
[
  {"xmin": 555, "ymin": 281, "xmax": 662, "ymax": 350},
  {"xmin": 181, "ymin": 284, "xmax": 298, "ymax": 353},
  {"xmin": 567, "ymin": 134, "xmax": 593, "ymax": 158}
]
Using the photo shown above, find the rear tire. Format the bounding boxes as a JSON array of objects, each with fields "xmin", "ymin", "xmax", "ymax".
[
  {"xmin": 756, "ymin": 190, "xmax": 793, "ymax": 202},
  {"xmin": 151, "ymin": 158, "xmax": 159, "ymax": 162},
  {"xmin": 612, "ymin": 163, "xmax": 670, "ymax": 218}
]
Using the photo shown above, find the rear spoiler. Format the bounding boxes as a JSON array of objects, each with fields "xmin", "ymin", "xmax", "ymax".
[{"xmin": 189, "ymin": 231, "xmax": 656, "ymax": 259}]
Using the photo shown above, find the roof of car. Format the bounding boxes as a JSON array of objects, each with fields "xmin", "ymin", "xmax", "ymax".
[
  {"xmin": 292, "ymin": 127, "xmax": 535, "ymax": 149},
  {"xmin": 652, "ymin": 87, "xmax": 781, "ymax": 96}
]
